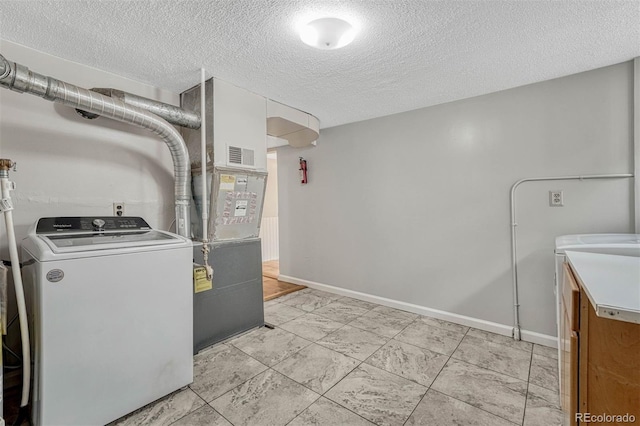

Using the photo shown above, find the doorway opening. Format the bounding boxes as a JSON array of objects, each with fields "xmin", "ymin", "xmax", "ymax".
[{"xmin": 260, "ymin": 150, "xmax": 305, "ymax": 300}]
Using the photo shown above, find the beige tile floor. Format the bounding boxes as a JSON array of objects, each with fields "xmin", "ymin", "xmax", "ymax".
[{"xmin": 113, "ymin": 288, "xmax": 562, "ymax": 426}]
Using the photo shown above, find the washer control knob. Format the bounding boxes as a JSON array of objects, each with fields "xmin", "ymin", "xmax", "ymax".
[{"xmin": 92, "ymin": 218, "xmax": 106, "ymax": 229}]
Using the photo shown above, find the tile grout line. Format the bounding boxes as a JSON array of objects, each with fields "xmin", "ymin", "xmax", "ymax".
[
  {"xmin": 222, "ymin": 304, "xmax": 371, "ymax": 425},
  {"xmin": 448, "ymin": 329, "xmax": 535, "ymax": 384},
  {"xmin": 207, "ymin": 403, "xmax": 236, "ymax": 426},
  {"xmin": 200, "ymin": 342, "xmax": 274, "ymax": 408},
  {"xmin": 265, "ymin": 294, "xmax": 384, "ymax": 370},
  {"xmin": 276, "ymin": 298, "xmax": 378, "ymax": 339},
  {"xmin": 295, "ymin": 297, "xmax": 377, "ymax": 325},
  {"xmin": 358, "ymin": 315, "xmax": 452, "ymax": 386},
  {"xmin": 282, "ymin": 305, "xmax": 474, "ymax": 424},
  {"xmin": 278, "ymin": 311, "xmax": 373, "ymax": 424},
  {"xmin": 113, "ymin": 386, "xmax": 203, "ymax": 426},
  {"xmin": 265, "ymin": 364, "xmax": 322, "ymax": 426},
  {"xmin": 309, "ymin": 305, "xmax": 416, "ymax": 425},
  {"xmin": 271, "ymin": 301, "xmax": 378, "ymax": 426},
  {"xmin": 133, "ymin": 294, "xmax": 551, "ymax": 426},
  {"xmin": 254, "ymin": 296, "xmax": 540, "ymax": 426},
  {"xmin": 166, "ymin": 397, "xmax": 206, "ymax": 426},
  {"xmin": 282, "ymin": 403, "xmax": 309, "ymax": 426},
  {"xmin": 522, "ymin": 346, "xmax": 535, "ymax": 426},
  {"xmin": 430, "ymin": 355, "xmax": 530, "ymax": 426},
  {"xmin": 199, "ymin": 347, "xmax": 319, "ymax": 426},
  {"xmin": 282, "ymin": 360, "xmax": 375, "ymax": 426},
  {"xmin": 279, "ymin": 302, "xmax": 369, "ymax": 326},
  {"xmin": 319, "ymin": 358, "xmax": 389, "ymax": 426},
  {"xmin": 448, "ymin": 351, "xmax": 531, "ymax": 383},
  {"xmin": 528, "ymin": 352, "xmax": 561, "ymax": 393},
  {"xmin": 401, "ymin": 324, "xmax": 471, "ymax": 425},
  {"xmin": 407, "ymin": 327, "xmax": 526, "ymax": 426},
  {"xmin": 428, "ymin": 389, "xmax": 522, "ymax": 426}
]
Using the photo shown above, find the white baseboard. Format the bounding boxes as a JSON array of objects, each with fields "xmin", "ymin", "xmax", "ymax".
[
  {"xmin": 279, "ymin": 274, "xmax": 557, "ymax": 348},
  {"xmin": 520, "ymin": 329, "xmax": 557, "ymax": 348}
]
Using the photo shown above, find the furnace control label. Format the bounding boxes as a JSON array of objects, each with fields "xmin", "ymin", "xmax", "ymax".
[{"xmin": 234, "ymin": 200, "xmax": 248, "ymax": 216}]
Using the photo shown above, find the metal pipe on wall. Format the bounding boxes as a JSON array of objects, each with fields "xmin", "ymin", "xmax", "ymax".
[
  {"xmin": 0, "ymin": 53, "xmax": 191, "ymax": 238},
  {"xmin": 509, "ymin": 173, "xmax": 634, "ymax": 340},
  {"xmin": 81, "ymin": 88, "xmax": 202, "ymax": 129}
]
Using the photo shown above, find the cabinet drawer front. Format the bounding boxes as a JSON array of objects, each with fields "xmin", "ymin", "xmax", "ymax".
[{"xmin": 563, "ymin": 263, "xmax": 580, "ymax": 331}]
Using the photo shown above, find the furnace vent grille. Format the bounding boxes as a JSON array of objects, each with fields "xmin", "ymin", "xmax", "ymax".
[
  {"xmin": 227, "ymin": 145, "xmax": 255, "ymax": 167},
  {"xmin": 242, "ymin": 148, "xmax": 255, "ymax": 166},
  {"xmin": 228, "ymin": 146, "xmax": 242, "ymax": 164}
]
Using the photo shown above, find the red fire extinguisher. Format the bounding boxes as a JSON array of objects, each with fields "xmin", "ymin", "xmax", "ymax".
[{"xmin": 299, "ymin": 157, "xmax": 308, "ymax": 184}]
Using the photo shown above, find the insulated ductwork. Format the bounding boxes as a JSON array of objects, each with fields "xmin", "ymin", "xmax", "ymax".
[
  {"xmin": 0, "ymin": 54, "xmax": 191, "ymax": 238},
  {"xmin": 78, "ymin": 88, "xmax": 201, "ymax": 129},
  {"xmin": 266, "ymin": 99, "xmax": 319, "ymax": 148}
]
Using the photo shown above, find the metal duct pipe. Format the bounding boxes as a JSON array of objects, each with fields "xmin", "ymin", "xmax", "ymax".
[
  {"xmin": 0, "ymin": 54, "xmax": 191, "ymax": 238},
  {"xmin": 80, "ymin": 88, "xmax": 201, "ymax": 129}
]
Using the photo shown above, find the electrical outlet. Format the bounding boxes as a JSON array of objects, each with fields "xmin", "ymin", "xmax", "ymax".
[
  {"xmin": 113, "ymin": 202, "xmax": 125, "ymax": 216},
  {"xmin": 549, "ymin": 191, "xmax": 563, "ymax": 207}
]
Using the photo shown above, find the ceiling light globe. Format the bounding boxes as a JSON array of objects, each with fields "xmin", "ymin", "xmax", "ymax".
[{"xmin": 300, "ymin": 17, "xmax": 355, "ymax": 50}]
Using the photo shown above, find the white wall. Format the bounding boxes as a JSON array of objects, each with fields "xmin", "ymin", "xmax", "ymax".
[
  {"xmin": 263, "ymin": 155, "xmax": 278, "ymax": 218},
  {"xmin": 0, "ymin": 40, "xmax": 184, "ymax": 355},
  {"xmin": 278, "ymin": 61, "xmax": 635, "ymax": 340},
  {"xmin": 213, "ymin": 79, "xmax": 267, "ymax": 171},
  {"xmin": 0, "ymin": 40, "xmax": 179, "ymax": 256}
]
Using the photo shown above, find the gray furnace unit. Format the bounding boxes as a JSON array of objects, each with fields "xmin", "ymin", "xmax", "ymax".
[
  {"xmin": 192, "ymin": 238, "xmax": 263, "ymax": 352},
  {"xmin": 181, "ymin": 81, "xmax": 268, "ymax": 354},
  {"xmin": 190, "ymin": 167, "xmax": 267, "ymax": 353}
]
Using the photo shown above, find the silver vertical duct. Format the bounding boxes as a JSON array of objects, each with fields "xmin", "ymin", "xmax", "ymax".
[{"xmin": 0, "ymin": 54, "xmax": 190, "ymax": 237}]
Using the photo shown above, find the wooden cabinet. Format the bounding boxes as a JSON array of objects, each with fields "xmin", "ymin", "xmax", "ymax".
[
  {"xmin": 560, "ymin": 263, "xmax": 580, "ymax": 426},
  {"xmin": 560, "ymin": 262, "xmax": 640, "ymax": 425}
]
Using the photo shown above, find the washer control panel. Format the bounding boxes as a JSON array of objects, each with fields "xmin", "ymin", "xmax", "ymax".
[{"xmin": 36, "ymin": 217, "xmax": 151, "ymax": 234}]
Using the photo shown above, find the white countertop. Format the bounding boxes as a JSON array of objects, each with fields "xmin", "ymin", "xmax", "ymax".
[{"xmin": 566, "ymin": 251, "xmax": 640, "ymax": 324}]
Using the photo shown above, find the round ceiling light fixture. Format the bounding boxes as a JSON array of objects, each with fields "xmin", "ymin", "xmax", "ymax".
[{"xmin": 300, "ymin": 17, "xmax": 356, "ymax": 50}]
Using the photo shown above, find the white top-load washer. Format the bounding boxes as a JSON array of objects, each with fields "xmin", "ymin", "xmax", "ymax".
[
  {"xmin": 554, "ymin": 234, "xmax": 640, "ymax": 397},
  {"xmin": 22, "ymin": 217, "xmax": 193, "ymax": 426}
]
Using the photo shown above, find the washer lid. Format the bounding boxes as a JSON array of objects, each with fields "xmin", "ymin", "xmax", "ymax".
[{"xmin": 38, "ymin": 230, "xmax": 183, "ymax": 254}]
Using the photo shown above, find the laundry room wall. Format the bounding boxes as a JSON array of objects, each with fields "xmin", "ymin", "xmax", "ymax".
[
  {"xmin": 278, "ymin": 61, "xmax": 635, "ymax": 342},
  {"xmin": 0, "ymin": 40, "xmax": 182, "ymax": 360},
  {"xmin": 0, "ymin": 39, "xmax": 179, "ymax": 257}
]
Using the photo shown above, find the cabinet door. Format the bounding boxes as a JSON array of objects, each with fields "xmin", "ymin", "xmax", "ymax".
[
  {"xmin": 561, "ymin": 263, "xmax": 580, "ymax": 426},
  {"xmin": 570, "ymin": 331, "xmax": 578, "ymax": 426},
  {"xmin": 579, "ymin": 288, "xmax": 640, "ymax": 420},
  {"xmin": 562, "ymin": 263, "xmax": 580, "ymax": 331},
  {"xmin": 561, "ymin": 306, "xmax": 579, "ymax": 426}
]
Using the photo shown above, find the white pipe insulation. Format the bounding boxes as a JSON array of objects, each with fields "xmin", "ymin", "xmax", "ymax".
[
  {"xmin": 0, "ymin": 53, "xmax": 191, "ymax": 238},
  {"xmin": 0, "ymin": 162, "xmax": 30, "ymax": 409},
  {"xmin": 509, "ymin": 173, "xmax": 634, "ymax": 340},
  {"xmin": 200, "ymin": 68, "xmax": 208, "ymax": 243}
]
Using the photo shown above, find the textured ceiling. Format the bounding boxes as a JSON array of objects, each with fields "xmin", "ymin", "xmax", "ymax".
[{"xmin": 1, "ymin": 1, "xmax": 639, "ymax": 128}]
